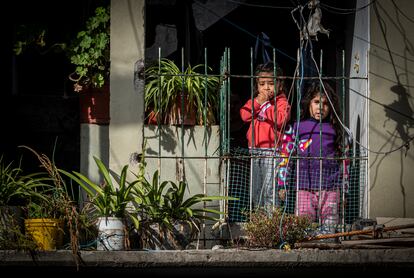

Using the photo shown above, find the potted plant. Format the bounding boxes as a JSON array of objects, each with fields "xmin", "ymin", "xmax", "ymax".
[
  {"xmin": 12, "ymin": 5, "xmax": 110, "ymax": 92},
  {"xmin": 144, "ymin": 58, "xmax": 221, "ymax": 125},
  {"xmin": 24, "ymin": 188, "xmax": 67, "ymax": 251},
  {"xmin": 13, "ymin": 145, "xmax": 92, "ymax": 260},
  {"xmin": 59, "ymin": 156, "xmax": 140, "ymax": 251},
  {"xmin": 67, "ymin": 6, "xmax": 110, "ymax": 93},
  {"xmin": 18, "ymin": 145, "xmax": 89, "ymax": 254},
  {"xmin": 67, "ymin": 5, "xmax": 110, "ymax": 124},
  {"xmin": 13, "ymin": 5, "xmax": 110, "ymax": 124},
  {"xmin": 132, "ymin": 169, "xmax": 236, "ymax": 250},
  {"xmin": 242, "ymin": 207, "xmax": 313, "ymax": 249},
  {"xmin": 0, "ymin": 155, "xmax": 50, "ymax": 250}
]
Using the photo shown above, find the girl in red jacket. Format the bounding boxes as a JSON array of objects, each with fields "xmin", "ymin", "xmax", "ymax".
[{"xmin": 240, "ymin": 62, "xmax": 291, "ymax": 213}]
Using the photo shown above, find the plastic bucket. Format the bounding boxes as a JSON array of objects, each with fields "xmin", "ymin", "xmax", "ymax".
[
  {"xmin": 97, "ymin": 217, "xmax": 125, "ymax": 251},
  {"xmin": 24, "ymin": 218, "xmax": 64, "ymax": 250}
]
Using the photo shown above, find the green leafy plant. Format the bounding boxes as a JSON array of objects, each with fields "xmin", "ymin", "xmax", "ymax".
[
  {"xmin": 19, "ymin": 145, "xmax": 73, "ymax": 220},
  {"xmin": 67, "ymin": 6, "xmax": 110, "ymax": 92},
  {"xmin": 25, "ymin": 186, "xmax": 69, "ymax": 220},
  {"xmin": 144, "ymin": 58, "xmax": 220, "ymax": 125},
  {"xmin": 131, "ymin": 170, "xmax": 170, "ymax": 225},
  {"xmin": 134, "ymin": 170, "xmax": 233, "ymax": 228},
  {"xmin": 243, "ymin": 208, "xmax": 312, "ymax": 249},
  {"xmin": 0, "ymin": 155, "xmax": 50, "ymax": 206},
  {"xmin": 58, "ymin": 156, "xmax": 140, "ymax": 228},
  {"xmin": 163, "ymin": 179, "xmax": 233, "ymax": 225},
  {"xmin": 132, "ymin": 169, "xmax": 236, "ymax": 249},
  {"xmin": 12, "ymin": 5, "xmax": 110, "ymax": 94},
  {"xmin": 13, "ymin": 25, "xmax": 66, "ymax": 56},
  {"xmin": 0, "ymin": 154, "xmax": 47, "ymax": 251}
]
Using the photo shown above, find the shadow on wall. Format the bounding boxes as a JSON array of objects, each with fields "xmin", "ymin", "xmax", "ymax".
[{"xmin": 384, "ymin": 84, "xmax": 414, "ymax": 146}]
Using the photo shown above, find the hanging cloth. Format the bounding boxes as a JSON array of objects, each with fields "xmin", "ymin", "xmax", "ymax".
[{"xmin": 254, "ymin": 32, "xmax": 272, "ymax": 65}]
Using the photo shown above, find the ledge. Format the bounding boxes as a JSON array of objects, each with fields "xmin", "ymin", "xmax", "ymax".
[{"xmin": 1, "ymin": 248, "xmax": 413, "ymax": 275}]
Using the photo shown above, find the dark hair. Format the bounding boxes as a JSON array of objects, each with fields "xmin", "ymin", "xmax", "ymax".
[
  {"xmin": 253, "ymin": 62, "xmax": 285, "ymax": 96},
  {"xmin": 301, "ymin": 81, "xmax": 344, "ymax": 153}
]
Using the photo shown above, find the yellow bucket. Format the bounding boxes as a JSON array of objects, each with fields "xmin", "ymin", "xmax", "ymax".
[{"xmin": 24, "ymin": 218, "xmax": 64, "ymax": 251}]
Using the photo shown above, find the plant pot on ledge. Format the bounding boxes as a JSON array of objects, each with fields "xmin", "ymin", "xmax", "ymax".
[
  {"xmin": 147, "ymin": 94, "xmax": 197, "ymax": 125},
  {"xmin": 24, "ymin": 218, "xmax": 64, "ymax": 251},
  {"xmin": 144, "ymin": 58, "xmax": 220, "ymax": 126},
  {"xmin": 79, "ymin": 84, "xmax": 110, "ymax": 125}
]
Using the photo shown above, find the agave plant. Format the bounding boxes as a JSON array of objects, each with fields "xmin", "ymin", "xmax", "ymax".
[{"xmin": 144, "ymin": 58, "xmax": 220, "ymax": 125}]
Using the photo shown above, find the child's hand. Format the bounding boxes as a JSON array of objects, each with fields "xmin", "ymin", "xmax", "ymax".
[{"xmin": 255, "ymin": 92, "xmax": 268, "ymax": 104}]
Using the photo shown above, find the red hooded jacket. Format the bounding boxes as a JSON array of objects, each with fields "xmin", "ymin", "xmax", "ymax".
[{"xmin": 240, "ymin": 93, "xmax": 291, "ymax": 148}]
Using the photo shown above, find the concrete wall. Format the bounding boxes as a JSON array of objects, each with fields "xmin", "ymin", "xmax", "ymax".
[
  {"xmin": 143, "ymin": 125, "xmax": 222, "ymax": 197},
  {"xmin": 80, "ymin": 124, "xmax": 109, "ymax": 201},
  {"xmin": 109, "ymin": 0, "xmax": 145, "ymax": 174},
  {"xmin": 369, "ymin": 0, "xmax": 414, "ymax": 218}
]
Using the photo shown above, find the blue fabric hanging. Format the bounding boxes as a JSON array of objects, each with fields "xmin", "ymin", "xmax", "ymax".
[{"xmin": 254, "ymin": 32, "xmax": 272, "ymax": 65}]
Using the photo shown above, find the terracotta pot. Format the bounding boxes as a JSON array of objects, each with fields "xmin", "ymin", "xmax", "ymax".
[
  {"xmin": 147, "ymin": 94, "xmax": 196, "ymax": 125},
  {"xmin": 79, "ymin": 84, "xmax": 110, "ymax": 124}
]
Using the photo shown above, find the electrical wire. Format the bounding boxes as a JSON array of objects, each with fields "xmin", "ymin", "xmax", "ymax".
[
  {"xmin": 391, "ymin": 0, "xmax": 414, "ymax": 24},
  {"xmin": 320, "ymin": 0, "xmax": 376, "ymax": 15},
  {"xmin": 308, "ymin": 47, "xmax": 414, "ymax": 156},
  {"xmin": 193, "ymin": 0, "xmax": 297, "ymax": 64},
  {"xmin": 290, "ymin": 0, "xmax": 414, "ymax": 156},
  {"xmin": 226, "ymin": 0, "xmax": 294, "ymax": 9}
]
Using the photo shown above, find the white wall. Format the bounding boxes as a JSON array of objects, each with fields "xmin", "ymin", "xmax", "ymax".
[
  {"xmin": 369, "ymin": 0, "xmax": 414, "ymax": 218},
  {"xmin": 349, "ymin": 0, "xmax": 370, "ymax": 218}
]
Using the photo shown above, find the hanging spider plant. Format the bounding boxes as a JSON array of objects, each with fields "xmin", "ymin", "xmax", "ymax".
[{"xmin": 144, "ymin": 58, "xmax": 220, "ymax": 125}]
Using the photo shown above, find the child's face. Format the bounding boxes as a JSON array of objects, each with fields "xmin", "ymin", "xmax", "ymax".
[
  {"xmin": 257, "ymin": 72, "xmax": 276, "ymax": 99},
  {"xmin": 309, "ymin": 93, "xmax": 330, "ymax": 121}
]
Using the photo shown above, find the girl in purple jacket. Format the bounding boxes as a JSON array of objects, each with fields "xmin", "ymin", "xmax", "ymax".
[{"xmin": 293, "ymin": 81, "xmax": 348, "ymax": 232}]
